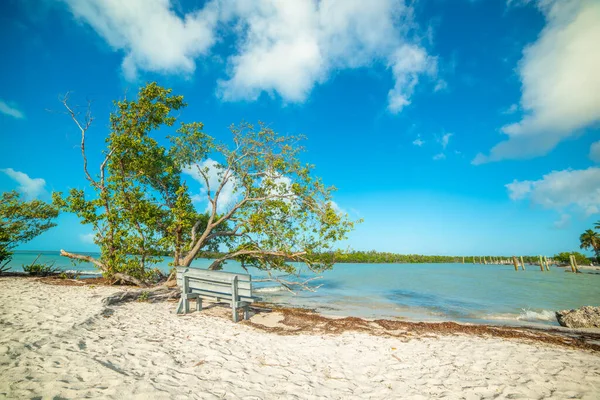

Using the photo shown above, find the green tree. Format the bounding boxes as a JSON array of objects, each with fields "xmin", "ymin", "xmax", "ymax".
[
  {"xmin": 56, "ymin": 83, "xmax": 357, "ymax": 289},
  {"xmin": 170, "ymin": 121, "xmax": 358, "ymax": 290},
  {"xmin": 580, "ymin": 229, "xmax": 600, "ymax": 258},
  {"xmin": 0, "ymin": 191, "xmax": 58, "ymax": 273},
  {"xmin": 553, "ymin": 251, "xmax": 591, "ymax": 266},
  {"xmin": 53, "ymin": 84, "xmax": 202, "ymax": 285}
]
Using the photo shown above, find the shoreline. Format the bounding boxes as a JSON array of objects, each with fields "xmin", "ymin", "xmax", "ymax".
[
  {"xmin": 1, "ymin": 276, "xmax": 599, "ymax": 398},
  {"xmin": 12, "ymin": 275, "xmax": 600, "ymax": 349}
]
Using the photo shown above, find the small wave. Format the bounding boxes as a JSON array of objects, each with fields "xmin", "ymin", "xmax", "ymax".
[
  {"xmin": 517, "ymin": 309, "xmax": 555, "ymax": 322},
  {"xmin": 64, "ymin": 270, "xmax": 103, "ymax": 276},
  {"xmin": 485, "ymin": 309, "xmax": 556, "ymax": 322}
]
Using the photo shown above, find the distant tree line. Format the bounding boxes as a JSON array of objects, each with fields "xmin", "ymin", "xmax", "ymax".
[{"xmin": 187, "ymin": 250, "xmax": 593, "ymax": 265}]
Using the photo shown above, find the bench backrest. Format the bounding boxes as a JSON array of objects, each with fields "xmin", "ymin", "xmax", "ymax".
[{"xmin": 176, "ymin": 266, "xmax": 254, "ymax": 301}]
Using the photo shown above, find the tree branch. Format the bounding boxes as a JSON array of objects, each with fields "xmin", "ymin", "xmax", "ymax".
[{"xmin": 60, "ymin": 249, "xmax": 106, "ymax": 270}]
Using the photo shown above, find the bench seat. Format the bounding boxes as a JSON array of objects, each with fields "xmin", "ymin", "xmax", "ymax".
[{"xmin": 175, "ymin": 266, "xmax": 260, "ymax": 322}]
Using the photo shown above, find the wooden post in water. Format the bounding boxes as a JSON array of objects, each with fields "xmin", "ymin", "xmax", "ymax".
[
  {"xmin": 572, "ymin": 255, "xmax": 580, "ymax": 273},
  {"xmin": 520, "ymin": 256, "xmax": 526, "ymax": 271},
  {"xmin": 472, "ymin": 256, "xmax": 475, "ymax": 264},
  {"xmin": 512, "ymin": 256, "xmax": 519, "ymax": 271},
  {"xmin": 544, "ymin": 256, "xmax": 550, "ymax": 271},
  {"xmin": 462, "ymin": 256, "xmax": 464, "ymax": 264},
  {"xmin": 484, "ymin": 256, "xmax": 488, "ymax": 265},
  {"xmin": 569, "ymin": 255, "xmax": 576, "ymax": 273},
  {"xmin": 538, "ymin": 255, "xmax": 544, "ymax": 271}
]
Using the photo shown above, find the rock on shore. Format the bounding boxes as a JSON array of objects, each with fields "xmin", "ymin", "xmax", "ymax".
[{"xmin": 556, "ymin": 306, "xmax": 600, "ymax": 328}]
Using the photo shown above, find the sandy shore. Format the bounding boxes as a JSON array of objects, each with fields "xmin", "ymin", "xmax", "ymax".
[{"xmin": 1, "ymin": 278, "xmax": 599, "ymax": 399}]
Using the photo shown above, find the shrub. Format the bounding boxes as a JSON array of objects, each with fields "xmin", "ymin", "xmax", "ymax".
[
  {"xmin": 553, "ymin": 252, "xmax": 591, "ymax": 266},
  {"xmin": 138, "ymin": 291, "xmax": 150, "ymax": 302},
  {"xmin": 23, "ymin": 262, "xmax": 59, "ymax": 276}
]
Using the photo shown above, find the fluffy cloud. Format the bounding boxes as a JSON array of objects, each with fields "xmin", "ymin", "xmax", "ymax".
[
  {"xmin": 432, "ymin": 153, "xmax": 446, "ymax": 161},
  {"xmin": 182, "ymin": 159, "xmax": 238, "ymax": 212},
  {"xmin": 553, "ymin": 214, "xmax": 571, "ymax": 229},
  {"xmin": 412, "ymin": 136, "xmax": 424, "ymax": 146},
  {"xmin": 474, "ymin": 0, "xmax": 600, "ymax": 164},
  {"xmin": 0, "ymin": 168, "xmax": 46, "ymax": 199},
  {"xmin": 589, "ymin": 140, "xmax": 600, "ymax": 163},
  {"xmin": 505, "ymin": 167, "xmax": 600, "ymax": 215},
  {"xmin": 387, "ymin": 44, "xmax": 437, "ymax": 113},
  {"xmin": 64, "ymin": 0, "xmax": 435, "ymax": 111},
  {"xmin": 80, "ymin": 233, "xmax": 96, "ymax": 244},
  {"xmin": 0, "ymin": 100, "xmax": 24, "ymax": 119},
  {"xmin": 439, "ymin": 133, "xmax": 452, "ymax": 149},
  {"xmin": 219, "ymin": 0, "xmax": 436, "ymax": 109},
  {"xmin": 63, "ymin": 0, "xmax": 219, "ymax": 80},
  {"xmin": 502, "ymin": 104, "xmax": 519, "ymax": 115}
]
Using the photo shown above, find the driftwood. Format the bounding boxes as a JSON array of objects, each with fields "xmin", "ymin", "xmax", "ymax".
[{"xmin": 102, "ymin": 286, "xmax": 180, "ymax": 306}]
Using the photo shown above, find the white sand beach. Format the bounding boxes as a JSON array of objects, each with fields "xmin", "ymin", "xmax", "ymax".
[{"xmin": 1, "ymin": 277, "xmax": 599, "ymax": 399}]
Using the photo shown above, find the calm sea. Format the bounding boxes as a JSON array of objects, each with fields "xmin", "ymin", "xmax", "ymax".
[{"xmin": 7, "ymin": 251, "xmax": 600, "ymax": 327}]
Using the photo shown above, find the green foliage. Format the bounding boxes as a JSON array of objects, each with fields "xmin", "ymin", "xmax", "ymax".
[
  {"xmin": 59, "ymin": 271, "xmax": 81, "ymax": 280},
  {"xmin": 138, "ymin": 291, "xmax": 150, "ymax": 302},
  {"xmin": 579, "ymin": 229, "xmax": 600, "ymax": 258},
  {"xmin": 54, "ymin": 83, "xmax": 206, "ymax": 282},
  {"xmin": 309, "ymin": 252, "xmax": 550, "ymax": 264},
  {"xmin": 23, "ymin": 262, "xmax": 59, "ymax": 276},
  {"xmin": 0, "ymin": 191, "xmax": 58, "ymax": 272},
  {"xmin": 57, "ymin": 83, "xmax": 358, "ymax": 287},
  {"xmin": 553, "ymin": 252, "xmax": 591, "ymax": 265}
]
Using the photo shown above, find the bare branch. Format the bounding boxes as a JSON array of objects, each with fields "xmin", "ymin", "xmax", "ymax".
[{"xmin": 61, "ymin": 95, "xmax": 96, "ymax": 187}]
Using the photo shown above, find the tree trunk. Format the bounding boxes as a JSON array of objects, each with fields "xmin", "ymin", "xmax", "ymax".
[{"xmin": 60, "ymin": 249, "xmax": 149, "ymax": 287}]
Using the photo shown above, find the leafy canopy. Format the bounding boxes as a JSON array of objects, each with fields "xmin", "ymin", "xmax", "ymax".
[
  {"xmin": 0, "ymin": 191, "xmax": 58, "ymax": 271},
  {"xmin": 579, "ymin": 228, "xmax": 600, "ymax": 258},
  {"xmin": 55, "ymin": 83, "xmax": 357, "ymax": 288}
]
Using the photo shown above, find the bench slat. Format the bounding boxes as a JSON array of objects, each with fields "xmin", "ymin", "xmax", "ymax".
[
  {"xmin": 176, "ymin": 267, "xmax": 251, "ymax": 281},
  {"xmin": 184, "ymin": 281, "xmax": 253, "ymax": 298},
  {"xmin": 189, "ymin": 289, "xmax": 256, "ymax": 303},
  {"xmin": 176, "ymin": 275, "xmax": 252, "ymax": 290}
]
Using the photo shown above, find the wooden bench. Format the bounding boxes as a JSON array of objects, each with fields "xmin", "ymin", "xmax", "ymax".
[{"xmin": 175, "ymin": 266, "xmax": 259, "ymax": 322}]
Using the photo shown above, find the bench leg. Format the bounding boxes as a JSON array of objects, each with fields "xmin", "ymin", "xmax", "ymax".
[
  {"xmin": 232, "ymin": 302, "xmax": 239, "ymax": 323},
  {"xmin": 244, "ymin": 306, "xmax": 250, "ymax": 320},
  {"xmin": 175, "ymin": 298, "xmax": 184, "ymax": 314},
  {"xmin": 183, "ymin": 295, "xmax": 190, "ymax": 314},
  {"xmin": 196, "ymin": 297, "xmax": 202, "ymax": 312}
]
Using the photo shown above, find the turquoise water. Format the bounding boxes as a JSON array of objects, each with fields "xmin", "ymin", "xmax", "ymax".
[{"xmin": 7, "ymin": 252, "xmax": 600, "ymax": 326}]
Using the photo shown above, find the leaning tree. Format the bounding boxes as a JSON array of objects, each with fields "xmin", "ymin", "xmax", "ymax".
[
  {"xmin": 0, "ymin": 191, "xmax": 58, "ymax": 273},
  {"xmin": 55, "ymin": 83, "xmax": 357, "ymax": 289}
]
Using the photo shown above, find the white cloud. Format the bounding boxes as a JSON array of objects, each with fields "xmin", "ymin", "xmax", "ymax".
[
  {"xmin": 589, "ymin": 140, "xmax": 600, "ymax": 163},
  {"xmin": 505, "ymin": 167, "xmax": 600, "ymax": 215},
  {"xmin": 63, "ymin": 0, "xmax": 219, "ymax": 80},
  {"xmin": 0, "ymin": 168, "xmax": 46, "ymax": 199},
  {"xmin": 433, "ymin": 79, "xmax": 448, "ymax": 92},
  {"xmin": 0, "ymin": 100, "xmax": 24, "ymax": 119},
  {"xmin": 412, "ymin": 136, "xmax": 424, "ymax": 146},
  {"xmin": 183, "ymin": 158, "xmax": 238, "ymax": 213},
  {"xmin": 553, "ymin": 214, "xmax": 571, "ymax": 229},
  {"xmin": 80, "ymin": 233, "xmax": 96, "ymax": 244},
  {"xmin": 502, "ymin": 103, "xmax": 519, "ymax": 115},
  {"xmin": 387, "ymin": 44, "xmax": 437, "ymax": 113},
  {"xmin": 439, "ymin": 133, "xmax": 452, "ymax": 149},
  {"xmin": 64, "ymin": 0, "xmax": 436, "ymax": 111},
  {"xmin": 475, "ymin": 0, "xmax": 600, "ymax": 164},
  {"xmin": 432, "ymin": 153, "xmax": 446, "ymax": 161}
]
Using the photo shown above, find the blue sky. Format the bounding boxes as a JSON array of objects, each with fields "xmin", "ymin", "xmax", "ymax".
[{"xmin": 1, "ymin": 0, "xmax": 599, "ymax": 256}]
